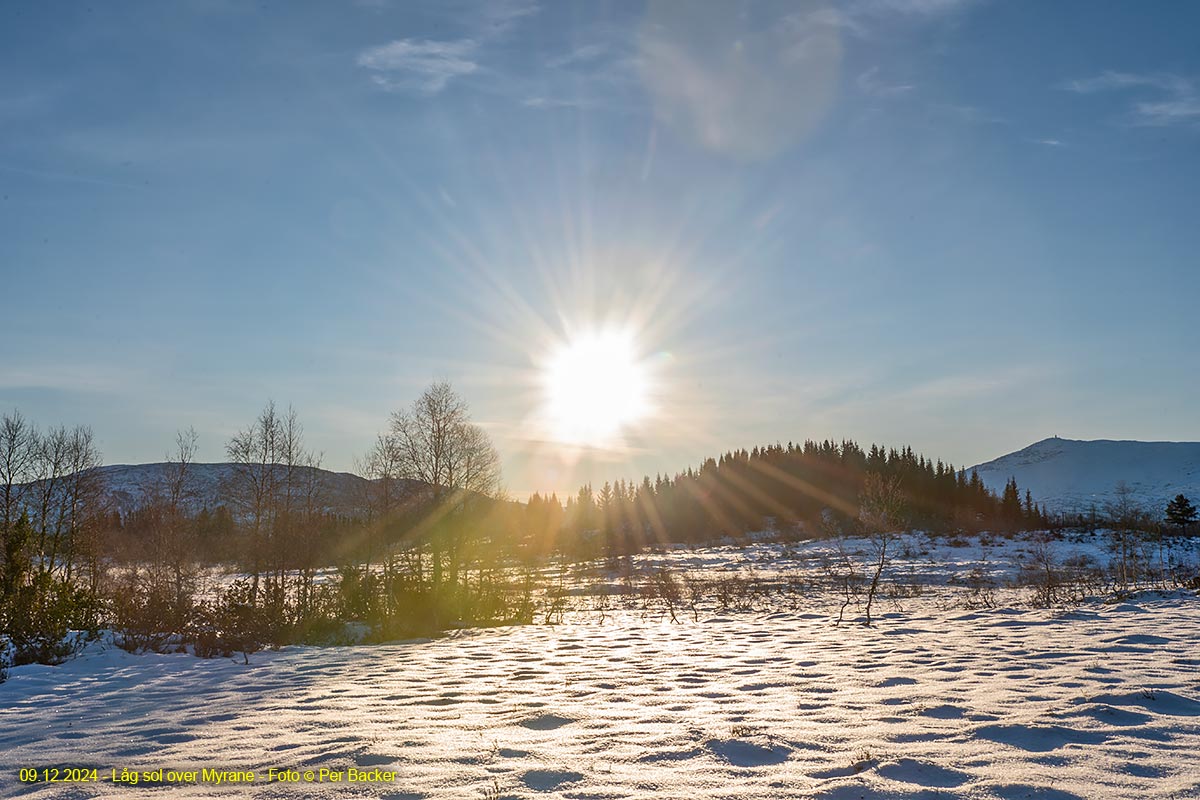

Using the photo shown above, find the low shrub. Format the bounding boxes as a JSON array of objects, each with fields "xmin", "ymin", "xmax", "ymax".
[{"xmin": 3, "ymin": 575, "xmax": 100, "ymax": 667}]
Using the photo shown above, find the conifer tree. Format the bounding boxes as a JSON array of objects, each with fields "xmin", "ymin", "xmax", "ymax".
[
  {"xmin": 1000, "ymin": 477, "xmax": 1022, "ymax": 529},
  {"xmin": 1165, "ymin": 494, "xmax": 1197, "ymax": 532}
]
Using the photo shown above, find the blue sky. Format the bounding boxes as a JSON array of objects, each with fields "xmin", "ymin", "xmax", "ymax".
[{"xmin": 2, "ymin": 0, "xmax": 1198, "ymax": 497}]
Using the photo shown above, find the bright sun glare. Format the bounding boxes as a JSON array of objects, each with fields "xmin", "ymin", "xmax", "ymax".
[{"xmin": 542, "ymin": 328, "xmax": 651, "ymax": 448}]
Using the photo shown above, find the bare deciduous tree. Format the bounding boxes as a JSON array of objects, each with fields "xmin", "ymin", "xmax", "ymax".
[
  {"xmin": 354, "ymin": 432, "xmax": 407, "ymax": 569},
  {"xmin": 386, "ymin": 381, "xmax": 501, "ymax": 587},
  {"xmin": 859, "ymin": 472, "xmax": 906, "ymax": 626},
  {"xmin": 1, "ymin": 410, "xmax": 37, "ymax": 598},
  {"xmin": 150, "ymin": 428, "xmax": 200, "ymax": 621},
  {"xmin": 1, "ymin": 411, "xmax": 36, "ymax": 531},
  {"xmin": 226, "ymin": 403, "xmax": 282, "ymax": 601},
  {"xmin": 1106, "ymin": 481, "xmax": 1147, "ymax": 591},
  {"xmin": 390, "ymin": 381, "xmax": 500, "ymax": 501},
  {"xmin": 358, "ymin": 433, "xmax": 405, "ymax": 517},
  {"xmin": 24, "ymin": 425, "xmax": 105, "ymax": 584},
  {"xmin": 226, "ymin": 402, "xmax": 324, "ymax": 605},
  {"xmin": 1025, "ymin": 533, "xmax": 1059, "ymax": 607}
]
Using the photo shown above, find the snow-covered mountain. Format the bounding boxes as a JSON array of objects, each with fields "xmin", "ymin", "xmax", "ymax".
[
  {"xmin": 970, "ymin": 437, "xmax": 1200, "ymax": 516},
  {"xmin": 65, "ymin": 462, "xmax": 422, "ymax": 517}
]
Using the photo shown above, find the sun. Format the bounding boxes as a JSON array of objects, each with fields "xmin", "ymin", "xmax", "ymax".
[{"xmin": 541, "ymin": 327, "xmax": 651, "ymax": 448}]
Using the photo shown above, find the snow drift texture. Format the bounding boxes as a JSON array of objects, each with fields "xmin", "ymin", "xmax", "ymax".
[{"xmin": 2, "ymin": 593, "xmax": 1198, "ymax": 799}]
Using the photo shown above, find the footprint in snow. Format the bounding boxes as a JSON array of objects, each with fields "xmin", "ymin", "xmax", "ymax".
[
  {"xmin": 876, "ymin": 757, "xmax": 970, "ymax": 788},
  {"xmin": 519, "ymin": 713, "xmax": 575, "ymax": 730},
  {"xmin": 706, "ymin": 738, "xmax": 790, "ymax": 767},
  {"xmin": 878, "ymin": 676, "xmax": 918, "ymax": 687},
  {"xmin": 354, "ymin": 753, "xmax": 396, "ymax": 767},
  {"xmin": 521, "ymin": 769, "xmax": 582, "ymax": 791},
  {"xmin": 920, "ymin": 703, "xmax": 966, "ymax": 719}
]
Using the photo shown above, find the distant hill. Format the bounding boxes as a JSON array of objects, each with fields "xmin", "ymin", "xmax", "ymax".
[
  {"xmin": 970, "ymin": 437, "xmax": 1200, "ymax": 516},
  {"xmin": 42, "ymin": 462, "xmax": 425, "ymax": 517}
]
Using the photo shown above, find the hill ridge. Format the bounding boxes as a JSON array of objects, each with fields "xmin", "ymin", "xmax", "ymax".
[{"xmin": 970, "ymin": 437, "xmax": 1200, "ymax": 515}]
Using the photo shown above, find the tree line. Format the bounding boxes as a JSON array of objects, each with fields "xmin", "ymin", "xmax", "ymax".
[
  {"xmin": 0, "ymin": 382, "xmax": 518, "ymax": 670},
  {"xmin": 534, "ymin": 440, "xmax": 1052, "ymax": 560}
]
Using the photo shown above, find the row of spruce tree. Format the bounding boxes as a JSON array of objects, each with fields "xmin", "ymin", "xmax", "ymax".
[{"xmin": 526, "ymin": 441, "xmax": 1051, "ymax": 559}]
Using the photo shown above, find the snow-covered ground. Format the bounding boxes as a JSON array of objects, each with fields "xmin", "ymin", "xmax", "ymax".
[
  {"xmin": 561, "ymin": 529, "xmax": 1199, "ymax": 599},
  {"xmin": 2, "ymin": 537, "xmax": 1199, "ymax": 799}
]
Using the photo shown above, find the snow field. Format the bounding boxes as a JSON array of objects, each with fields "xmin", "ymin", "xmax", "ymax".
[{"xmin": 2, "ymin": 588, "xmax": 1199, "ymax": 799}]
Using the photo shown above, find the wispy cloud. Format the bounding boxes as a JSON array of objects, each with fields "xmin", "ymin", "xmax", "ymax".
[
  {"xmin": 857, "ymin": 66, "xmax": 914, "ymax": 97},
  {"xmin": 0, "ymin": 362, "xmax": 144, "ymax": 395},
  {"xmin": 1032, "ymin": 138, "xmax": 1065, "ymax": 147},
  {"xmin": 546, "ymin": 42, "xmax": 609, "ymax": 70},
  {"xmin": 1061, "ymin": 70, "xmax": 1188, "ymax": 95},
  {"xmin": 1131, "ymin": 96, "xmax": 1200, "ymax": 127},
  {"xmin": 866, "ymin": 0, "xmax": 978, "ymax": 15},
  {"xmin": 520, "ymin": 20, "xmax": 646, "ymax": 110},
  {"xmin": 521, "ymin": 96, "xmax": 585, "ymax": 110},
  {"xmin": 357, "ymin": 39, "xmax": 479, "ymax": 94},
  {"xmin": 887, "ymin": 364, "xmax": 1050, "ymax": 406},
  {"xmin": 786, "ymin": 0, "xmax": 976, "ymax": 39},
  {"xmin": 470, "ymin": 0, "xmax": 539, "ymax": 38},
  {"xmin": 928, "ymin": 102, "xmax": 1006, "ymax": 125},
  {"xmin": 0, "ymin": 162, "xmax": 147, "ymax": 190},
  {"xmin": 357, "ymin": 0, "xmax": 539, "ymax": 95},
  {"xmin": 1061, "ymin": 70, "xmax": 1200, "ymax": 128}
]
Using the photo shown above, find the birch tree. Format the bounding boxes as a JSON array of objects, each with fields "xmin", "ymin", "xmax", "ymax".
[{"xmin": 387, "ymin": 381, "xmax": 500, "ymax": 587}]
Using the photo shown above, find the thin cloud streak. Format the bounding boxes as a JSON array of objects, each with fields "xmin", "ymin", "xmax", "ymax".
[
  {"xmin": 546, "ymin": 42, "xmax": 609, "ymax": 69},
  {"xmin": 0, "ymin": 363, "xmax": 146, "ymax": 395},
  {"xmin": 0, "ymin": 162, "xmax": 147, "ymax": 190},
  {"xmin": 786, "ymin": 0, "xmax": 976, "ymax": 39},
  {"xmin": 1061, "ymin": 70, "xmax": 1200, "ymax": 128},
  {"xmin": 857, "ymin": 66, "xmax": 914, "ymax": 97},
  {"xmin": 357, "ymin": 39, "xmax": 480, "ymax": 94},
  {"xmin": 1061, "ymin": 71, "xmax": 1189, "ymax": 95},
  {"xmin": 356, "ymin": 0, "xmax": 540, "ymax": 95}
]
